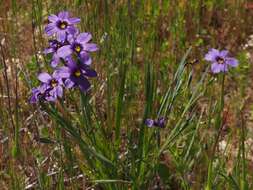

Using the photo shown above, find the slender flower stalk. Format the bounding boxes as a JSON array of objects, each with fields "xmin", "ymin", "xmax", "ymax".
[{"xmin": 206, "ymin": 73, "xmax": 226, "ymax": 190}]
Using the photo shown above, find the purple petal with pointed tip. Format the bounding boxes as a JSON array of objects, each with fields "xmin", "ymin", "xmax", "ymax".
[
  {"xmin": 83, "ymin": 67, "xmax": 97, "ymax": 77},
  {"xmin": 220, "ymin": 50, "xmax": 229, "ymax": 58},
  {"xmin": 68, "ymin": 17, "xmax": 81, "ymax": 24},
  {"xmin": 64, "ymin": 78, "xmax": 75, "ymax": 88},
  {"xmin": 48, "ymin": 14, "xmax": 59, "ymax": 22},
  {"xmin": 70, "ymin": 75, "xmax": 91, "ymax": 92},
  {"xmin": 220, "ymin": 64, "xmax": 228, "ymax": 72},
  {"xmin": 30, "ymin": 88, "xmax": 40, "ymax": 103},
  {"xmin": 67, "ymin": 26, "xmax": 77, "ymax": 35},
  {"xmin": 58, "ymin": 11, "xmax": 69, "ymax": 19},
  {"xmin": 57, "ymin": 30, "xmax": 67, "ymax": 42},
  {"xmin": 226, "ymin": 58, "xmax": 238, "ymax": 67},
  {"xmin": 55, "ymin": 66, "xmax": 71, "ymax": 78},
  {"xmin": 45, "ymin": 23, "xmax": 57, "ymax": 36},
  {"xmin": 80, "ymin": 52, "xmax": 92, "ymax": 65},
  {"xmin": 38, "ymin": 73, "xmax": 52, "ymax": 83},
  {"xmin": 56, "ymin": 86, "xmax": 63, "ymax": 97},
  {"xmin": 204, "ymin": 48, "xmax": 219, "ymax": 62},
  {"xmin": 77, "ymin": 33, "xmax": 92, "ymax": 44},
  {"xmin": 51, "ymin": 54, "xmax": 60, "ymax": 67},
  {"xmin": 65, "ymin": 58, "xmax": 77, "ymax": 71},
  {"xmin": 44, "ymin": 47, "xmax": 54, "ymax": 54},
  {"xmin": 57, "ymin": 45, "xmax": 72, "ymax": 58},
  {"xmin": 211, "ymin": 63, "xmax": 222, "ymax": 73},
  {"xmin": 83, "ymin": 43, "xmax": 99, "ymax": 52}
]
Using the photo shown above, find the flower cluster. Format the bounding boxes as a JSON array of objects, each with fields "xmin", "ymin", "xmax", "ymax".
[
  {"xmin": 30, "ymin": 11, "xmax": 98, "ymax": 103},
  {"xmin": 145, "ymin": 117, "xmax": 166, "ymax": 128},
  {"xmin": 205, "ymin": 48, "xmax": 238, "ymax": 73}
]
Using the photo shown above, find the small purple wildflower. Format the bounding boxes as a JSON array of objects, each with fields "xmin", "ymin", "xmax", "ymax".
[
  {"xmin": 204, "ymin": 48, "xmax": 239, "ymax": 73},
  {"xmin": 45, "ymin": 11, "xmax": 80, "ymax": 42},
  {"xmin": 145, "ymin": 119, "xmax": 154, "ymax": 127},
  {"xmin": 145, "ymin": 117, "xmax": 165, "ymax": 128},
  {"xmin": 30, "ymin": 84, "xmax": 57, "ymax": 103},
  {"xmin": 30, "ymin": 85, "xmax": 46, "ymax": 103},
  {"xmin": 44, "ymin": 40, "xmax": 69, "ymax": 67},
  {"xmin": 36, "ymin": 71, "xmax": 64, "ymax": 102},
  {"xmin": 56, "ymin": 58, "xmax": 97, "ymax": 92},
  {"xmin": 57, "ymin": 32, "xmax": 98, "ymax": 65}
]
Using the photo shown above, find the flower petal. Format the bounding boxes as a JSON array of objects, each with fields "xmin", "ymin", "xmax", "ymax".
[
  {"xmin": 145, "ymin": 119, "xmax": 154, "ymax": 127},
  {"xmin": 38, "ymin": 72, "xmax": 52, "ymax": 83},
  {"xmin": 205, "ymin": 48, "xmax": 219, "ymax": 62},
  {"xmin": 51, "ymin": 54, "xmax": 60, "ymax": 67},
  {"xmin": 44, "ymin": 47, "xmax": 54, "ymax": 54},
  {"xmin": 83, "ymin": 43, "xmax": 99, "ymax": 52},
  {"xmin": 45, "ymin": 23, "xmax": 57, "ymax": 36},
  {"xmin": 80, "ymin": 52, "xmax": 92, "ymax": 65},
  {"xmin": 64, "ymin": 78, "xmax": 75, "ymax": 88},
  {"xmin": 67, "ymin": 34, "xmax": 75, "ymax": 44},
  {"xmin": 55, "ymin": 66, "xmax": 71, "ymax": 78},
  {"xmin": 58, "ymin": 11, "xmax": 69, "ymax": 19},
  {"xmin": 70, "ymin": 75, "xmax": 91, "ymax": 92},
  {"xmin": 82, "ymin": 67, "xmax": 97, "ymax": 78},
  {"xmin": 220, "ymin": 50, "xmax": 229, "ymax": 58},
  {"xmin": 56, "ymin": 86, "xmax": 63, "ymax": 97},
  {"xmin": 78, "ymin": 79, "xmax": 91, "ymax": 92},
  {"xmin": 226, "ymin": 58, "xmax": 238, "ymax": 67},
  {"xmin": 46, "ymin": 94, "xmax": 57, "ymax": 102},
  {"xmin": 57, "ymin": 30, "xmax": 67, "ymax": 42},
  {"xmin": 220, "ymin": 64, "xmax": 228, "ymax": 72},
  {"xmin": 211, "ymin": 63, "xmax": 222, "ymax": 73},
  {"xmin": 77, "ymin": 33, "xmax": 92, "ymax": 44},
  {"xmin": 30, "ymin": 88, "xmax": 40, "ymax": 103},
  {"xmin": 57, "ymin": 45, "xmax": 72, "ymax": 58},
  {"xmin": 68, "ymin": 17, "xmax": 81, "ymax": 24},
  {"xmin": 155, "ymin": 117, "xmax": 165, "ymax": 128},
  {"xmin": 67, "ymin": 26, "xmax": 77, "ymax": 35},
  {"xmin": 48, "ymin": 14, "xmax": 59, "ymax": 22},
  {"xmin": 65, "ymin": 57, "xmax": 78, "ymax": 70}
]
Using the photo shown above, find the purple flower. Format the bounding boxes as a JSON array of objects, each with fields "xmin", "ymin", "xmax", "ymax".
[
  {"xmin": 56, "ymin": 58, "xmax": 97, "ymax": 92},
  {"xmin": 145, "ymin": 119, "xmax": 154, "ymax": 127},
  {"xmin": 57, "ymin": 32, "xmax": 98, "ymax": 65},
  {"xmin": 145, "ymin": 117, "xmax": 165, "ymax": 128},
  {"xmin": 45, "ymin": 11, "xmax": 80, "ymax": 42},
  {"xmin": 29, "ymin": 85, "xmax": 46, "ymax": 103},
  {"xmin": 36, "ymin": 71, "xmax": 64, "ymax": 101},
  {"xmin": 204, "ymin": 48, "xmax": 239, "ymax": 73},
  {"xmin": 44, "ymin": 40, "xmax": 69, "ymax": 67}
]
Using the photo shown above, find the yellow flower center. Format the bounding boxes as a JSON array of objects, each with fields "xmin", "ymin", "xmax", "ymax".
[
  {"xmin": 50, "ymin": 79, "xmax": 58, "ymax": 87},
  {"xmin": 75, "ymin": 45, "xmax": 81, "ymax": 53},
  {"xmin": 57, "ymin": 43, "xmax": 61, "ymax": 48},
  {"xmin": 216, "ymin": 57, "xmax": 224, "ymax": 64},
  {"xmin": 74, "ymin": 70, "xmax": 81, "ymax": 77},
  {"xmin": 58, "ymin": 21, "xmax": 68, "ymax": 29}
]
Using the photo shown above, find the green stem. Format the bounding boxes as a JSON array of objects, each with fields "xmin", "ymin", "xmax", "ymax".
[
  {"xmin": 206, "ymin": 73, "xmax": 225, "ymax": 190},
  {"xmin": 240, "ymin": 111, "xmax": 247, "ymax": 190}
]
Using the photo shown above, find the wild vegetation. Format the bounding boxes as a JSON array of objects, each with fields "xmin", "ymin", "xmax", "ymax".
[{"xmin": 1, "ymin": 0, "xmax": 253, "ymax": 189}]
